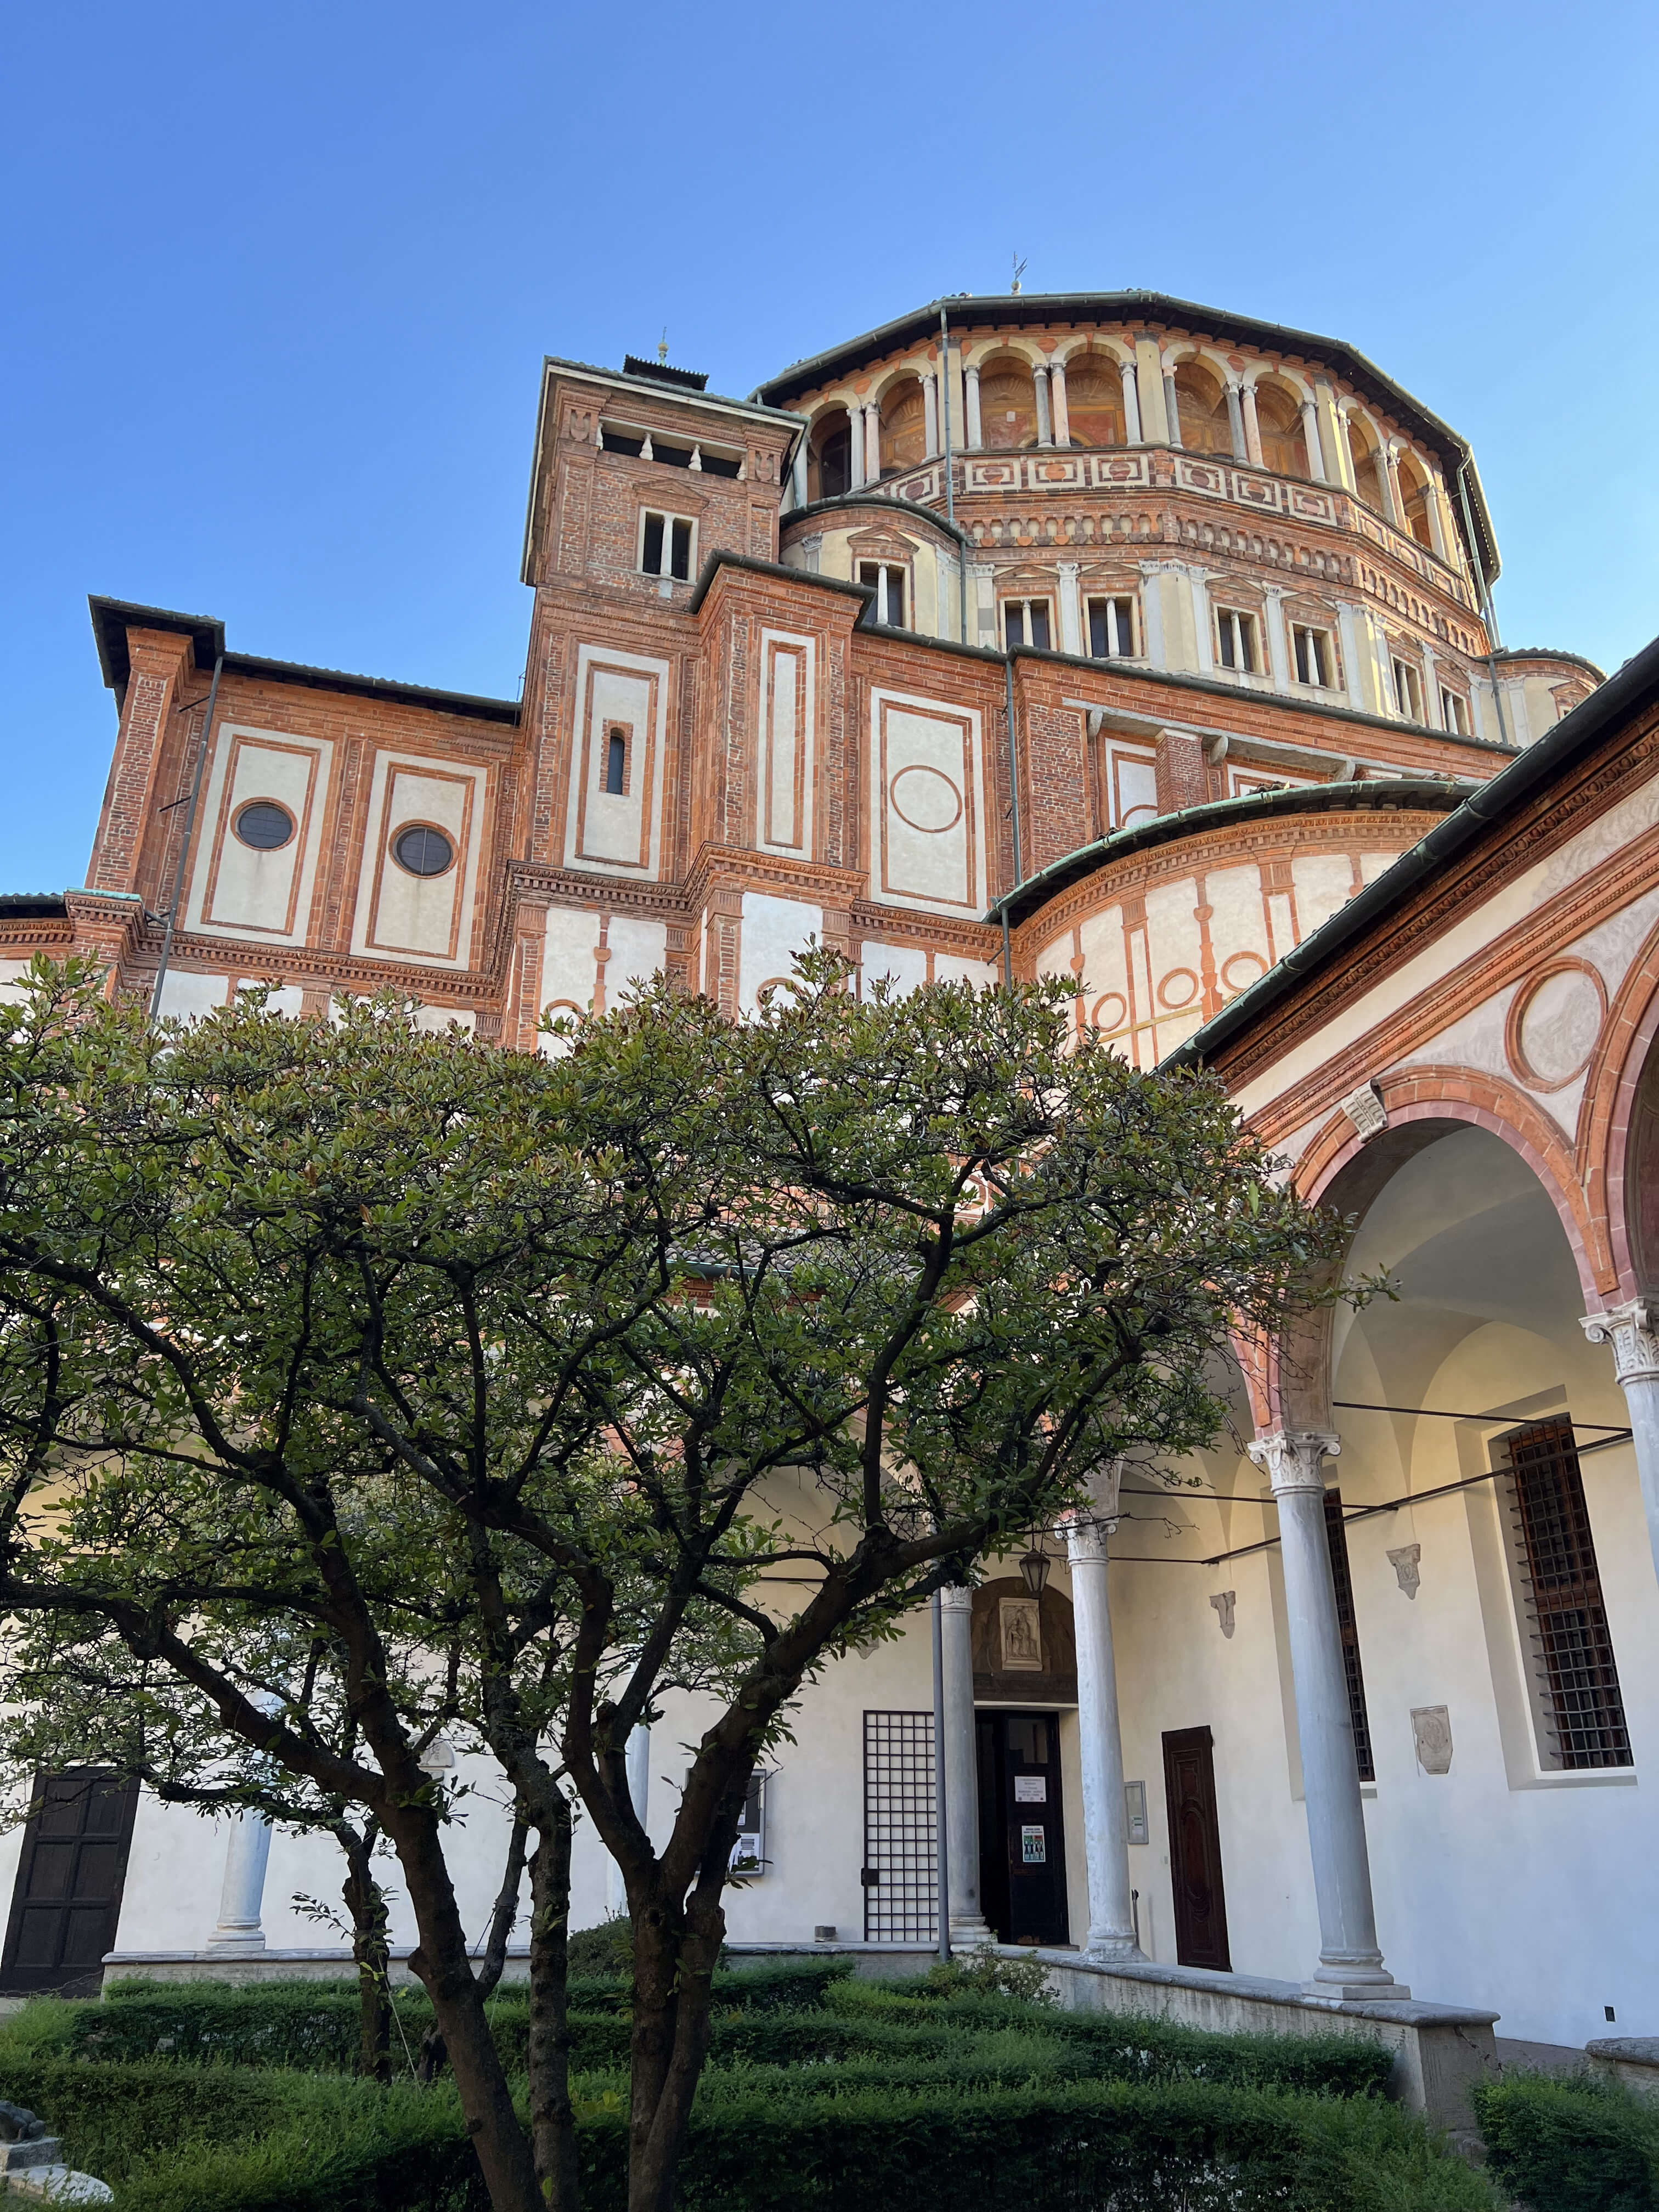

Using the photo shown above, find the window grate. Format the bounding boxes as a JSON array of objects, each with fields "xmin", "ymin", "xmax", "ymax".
[
  {"xmin": 1323, "ymin": 1491, "xmax": 1374, "ymax": 1782},
  {"xmin": 1505, "ymin": 1418, "xmax": 1631, "ymax": 1769},
  {"xmin": 861, "ymin": 1710, "xmax": 937, "ymax": 1943}
]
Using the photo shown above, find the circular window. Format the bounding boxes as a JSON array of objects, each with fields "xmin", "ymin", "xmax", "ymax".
[
  {"xmin": 233, "ymin": 800, "xmax": 295, "ymax": 851},
  {"xmin": 392, "ymin": 823, "xmax": 454, "ymax": 878}
]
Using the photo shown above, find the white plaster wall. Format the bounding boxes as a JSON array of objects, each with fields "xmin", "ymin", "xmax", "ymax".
[{"xmin": 738, "ymin": 893, "xmax": 822, "ymax": 1015}]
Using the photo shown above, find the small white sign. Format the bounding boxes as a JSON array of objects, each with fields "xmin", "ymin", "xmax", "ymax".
[
  {"xmin": 1020, "ymin": 1824, "xmax": 1047, "ymax": 1864},
  {"xmin": 1014, "ymin": 1775, "xmax": 1047, "ymax": 1803}
]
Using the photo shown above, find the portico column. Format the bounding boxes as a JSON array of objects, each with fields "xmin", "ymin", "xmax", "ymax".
[
  {"xmin": 1065, "ymin": 1513, "xmax": 1144, "ymax": 1959},
  {"xmin": 1049, "ymin": 359, "xmax": 1071, "ymax": 447},
  {"xmin": 208, "ymin": 1812, "xmax": 273, "ymax": 1952},
  {"xmin": 939, "ymin": 1585, "xmax": 991, "ymax": 1942},
  {"xmin": 1163, "ymin": 370, "xmax": 1183, "ymax": 449},
  {"xmin": 864, "ymin": 402, "xmax": 882, "ymax": 482},
  {"xmin": 1299, "ymin": 399, "xmax": 1328, "ymax": 482},
  {"xmin": 1581, "ymin": 1300, "xmax": 1659, "ymax": 1591},
  {"xmin": 1378, "ymin": 442, "xmax": 1403, "ymax": 528},
  {"xmin": 964, "ymin": 363, "xmax": 983, "ymax": 449},
  {"xmin": 1240, "ymin": 382, "xmax": 1263, "ymax": 467},
  {"xmin": 1224, "ymin": 380, "xmax": 1247, "ymax": 461},
  {"xmin": 1034, "ymin": 365, "xmax": 1054, "ymax": 448},
  {"xmin": 922, "ymin": 372, "xmax": 939, "ymax": 458},
  {"xmin": 848, "ymin": 402, "xmax": 865, "ymax": 490},
  {"xmin": 1246, "ymin": 1431, "xmax": 1408, "ymax": 1999},
  {"xmin": 1119, "ymin": 357, "xmax": 1143, "ymax": 444}
]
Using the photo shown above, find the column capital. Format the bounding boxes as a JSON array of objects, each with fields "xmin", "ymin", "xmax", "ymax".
[
  {"xmin": 939, "ymin": 1582, "xmax": 975, "ymax": 1613},
  {"xmin": 1248, "ymin": 1429, "xmax": 1341, "ymax": 1493},
  {"xmin": 1064, "ymin": 1514, "xmax": 1112, "ymax": 1564},
  {"xmin": 1581, "ymin": 1299, "xmax": 1659, "ymax": 1386},
  {"xmin": 1055, "ymin": 558, "xmax": 1080, "ymax": 578}
]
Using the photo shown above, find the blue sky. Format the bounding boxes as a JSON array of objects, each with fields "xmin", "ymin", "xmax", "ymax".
[{"xmin": 4, "ymin": 0, "xmax": 1656, "ymax": 891}]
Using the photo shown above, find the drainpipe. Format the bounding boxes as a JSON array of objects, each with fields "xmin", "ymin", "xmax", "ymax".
[
  {"xmin": 1002, "ymin": 656, "xmax": 1025, "ymax": 986},
  {"xmin": 940, "ymin": 302, "xmax": 967, "ymax": 644},
  {"xmin": 930, "ymin": 1588, "xmax": 951, "ymax": 1963},
  {"xmin": 149, "ymin": 652, "xmax": 224, "ymax": 1025},
  {"xmin": 1455, "ymin": 462, "xmax": 1513, "ymax": 750}
]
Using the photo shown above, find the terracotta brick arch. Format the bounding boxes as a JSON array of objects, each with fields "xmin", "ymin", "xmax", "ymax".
[
  {"xmin": 1579, "ymin": 912, "xmax": 1659, "ymax": 1301},
  {"xmin": 1257, "ymin": 1062, "xmax": 1604, "ymax": 1432}
]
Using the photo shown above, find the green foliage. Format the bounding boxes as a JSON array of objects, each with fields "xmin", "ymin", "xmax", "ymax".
[
  {"xmin": 917, "ymin": 1943, "xmax": 1056, "ymax": 2005},
  {"xmin": 565, "ymin": 1916, "xmax": 633, "ymax": 1979},
  {"xmin": 1474, "ymin": 2073, "xmax": 1659, "ymax": 2211}
]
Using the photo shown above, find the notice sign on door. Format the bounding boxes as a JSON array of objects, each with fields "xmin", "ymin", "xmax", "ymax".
[
  {"xmin": 1014, "ymin": 1775, "xmax": 1046, "ymax": 1803},
  {"xmin": 1020, "ymin": 1824, "xmax": 1047, "ymax": 1864}
]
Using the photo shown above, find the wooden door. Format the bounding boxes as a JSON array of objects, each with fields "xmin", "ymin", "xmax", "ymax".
[
  {"xmin": 974, "ymin": 1711, "xmax": 1069, "ymax": 1946},
  {"xmin": 1, "ymin": 1769, "xmax": 139, "ymax": 1994},
  {"xmin": 1161, "ymin": 1726, "xmax": 1230, "ymax": 1971}
]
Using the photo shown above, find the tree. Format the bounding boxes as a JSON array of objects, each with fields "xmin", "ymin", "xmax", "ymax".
[{"xmin": 0, "ymin": 954, "xmax": 1352, "ymax": 2212}]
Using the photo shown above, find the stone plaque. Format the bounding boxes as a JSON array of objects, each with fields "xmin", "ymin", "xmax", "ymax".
[
  {"xmin": 971, "ymin": 1580, "xmax": 1077, "ymax": 1703},
  {"xmin": 999, "ymin": 1594, "xmax": 1043, "ymax": 1671},
  {"xmin": 1412, "ymin": 1705, "xmax": 1453, "ymax": 1775}
]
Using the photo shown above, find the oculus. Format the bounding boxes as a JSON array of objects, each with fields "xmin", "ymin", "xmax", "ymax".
[
  {"xmin": 233, "ymin": 800, "xmax": 295, "ymax": 851},
  {"xmin": 392, "ymin": 823, "xmax": 455, "ymax": 879}
]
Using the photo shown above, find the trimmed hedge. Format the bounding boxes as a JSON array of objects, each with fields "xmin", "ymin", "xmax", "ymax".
[
  {"xmin": 0, "ymin": 2056, "xmax": 1494, "ymax": 2212},
  {"xmin": 1474, "ymin": 2074, "xmax": 1659, "ymax": 2211}
]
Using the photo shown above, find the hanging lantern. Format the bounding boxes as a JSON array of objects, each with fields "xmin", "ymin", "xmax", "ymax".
[{"xmin": 1019, "ymin": 1542, "xmax": 1051, "ymax": 1598}]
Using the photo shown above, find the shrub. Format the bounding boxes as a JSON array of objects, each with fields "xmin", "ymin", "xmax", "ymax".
[
  {"xmin": 917, "ymin": 1943, "xmax": 1055, "ymax": 2006},
  {"xmin": 1474, "ymin": 2073, "xmax": 1659, "ymax": 2212},
  {"xmin": 565, "ymin": 1915, "xmax": 633, "ymax": 1979}
]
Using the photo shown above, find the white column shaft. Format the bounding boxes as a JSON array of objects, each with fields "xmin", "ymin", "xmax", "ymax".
[
  {"xmin": 1249, "ymin": 1432, "xmax": 1404, "ymax": 1997},
  {"xmin": 1240, "ymin": 383, "xmax": 1263, "ymax": 467},
  {"xmin": 1066, "ymin": 1520, "xmax": 1143, "ymax": 1957},
  {"xmin": 1224, "ymin": 382, "xmax": 1246, "ymax": 461},
  {"xmin": 791, "ymin": 439, "xmax": 809, "ymax": 510},
  {"xmin": 1034, "ymin": 366, "xmax": 1053, "ymax": 447},
  {"xmin": 965, "ymin": 364, "xmax": 983, "ymax": 449},
  {"xmin": 210, "ymin": 1813, "xmax": 273, "ymax": 1951},
  {"xmin": 1119, "ymin": 358, "xmax": 1143, "ymax": 443},
  {"xmin": 848, "ymin": 403, "xmax": 865, "ymax": 489},
  {"xmin": 864, "ymin": 402, "xmax": 881, "ymax": 482},
  {"xmin": 1300, "ymin": 400, "xmax": 1327, "ymax": 482},
  {"xmin": 940, "ymin": 1587, "xmax": 989, "ymax": 1940},
  {"xmin": 606, "ymin": 1723, "xmax": 651, "ymax": 1915},
  {"xmin": 1049, "ymin": 359, "xmax": 1070, "ymax": 446},
  {"xmin": 923, "ymin": 373, "xmax": 938, "ymax": 457},
  {"xmin": 1057, "ymin": 561, "xmax": 1082, "ymax": 656},
  {"xmin": 1164, "ymin": 371, "xmax": 1183, "ymax": 449}
]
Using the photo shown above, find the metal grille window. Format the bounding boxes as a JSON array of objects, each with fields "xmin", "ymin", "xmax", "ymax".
[
  {"xmin": 1504, "ymin": 1418, "xmax": 1632, "ymax": 1770},
  {"xmin": 861, "ymin": 1711, "xmax": 936, "ymax": 1943},
  {"xmin": 1323, "ymin": 1492, "xmax": 1375, "ymax": 1782}
]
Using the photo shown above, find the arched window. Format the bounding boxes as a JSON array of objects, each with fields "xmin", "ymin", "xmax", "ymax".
[
  {"xmin": 1396, "ymin": 452, "xmax": 1435, "ymax": 550},
  {"xmin": 1173, "ymin": 363, "xmax": 1231, "ymax": 455},
  {"xmin": 978, "ymin": 354, "xmax": 1037, "ymax": 451},
  {"xmin": 605, "ymin": 727, "xmax": 627, "ymax": 795},
  {"xmin": 879, "ymin": 379, "xmax": 928, "ymax": 474},
  {"xmin": 1345, "ymin": 415, "xmax": 1388, "ymax": 514},
  {"xmin": 810, "ymin": 417, "xmax": 851, "ymax": 501},
  {"xmin": 1063, "ymin": 357, "xmax": 1125, "ymax": 448},
  {"xmin": 1254, "ymin": 384, "xmax": 1311, "ymax": 479}
]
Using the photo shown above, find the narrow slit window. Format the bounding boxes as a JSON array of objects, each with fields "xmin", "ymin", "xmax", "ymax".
[
  {"xmin": 1502, "ymin": 1416, "xmax": 1632, "ymax": 1771},
  {"xmin": 1216, "ymin": 607, "xmax": 1256, "ymax": 672},
  {"xmin": 1087, "ymin": 595, "xmax": 1136, "ymax": 659},
  {"xmin": 604, "ymin": 727, "xmax": 627, "ymax": 796},
  {"xmin": 1323, "ymin": 1491, "xmax": 1375, "ymax": 1784},
  {"xmin": 1293, "ymin": 624, "xmax": 1332, "ymax": 686},
  {"xmin": 670, "ymin": 517, "xmax": 693, "ymax": 581}
]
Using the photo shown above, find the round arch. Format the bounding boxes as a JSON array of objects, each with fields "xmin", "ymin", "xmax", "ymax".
[
  {"xmin": 1249, "ymin": 375, "xmax": 1314, "ymax": 479},
  {"xmin": 975, "ymin": 349, "xmax": 1039, "ymax": 451},
  {"xmin": 1581, "ymin": 914, "xmax": 1659, "ymax": 1300},
  {"xmin": 877, "ymin": 373, "xmax": 929, "ymax": 473}
]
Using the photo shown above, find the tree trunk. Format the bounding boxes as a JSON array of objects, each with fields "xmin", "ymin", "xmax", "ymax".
[
  {"xmin": 477, "ymin": 1808, "xmax": 529, "ymax": 2001},
  {"xmin": 625, "ymin": 1874, "xmax": 725, "ymax": 2212},
  {"xmin": 392, "ymin": 1807, "xmax": 544, "ymax": 2212},
  {"xmin": 528, "ymin": 1799, "xmax": 580, "ymax": 2212},
  {"xmin": 339, "ymin": 1825, "xmax": 392, "ymax": 2084}
]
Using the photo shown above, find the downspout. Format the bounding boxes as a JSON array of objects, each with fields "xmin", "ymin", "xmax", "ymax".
[
  {"xmin": 149, "ymin": 652, "xmax": 224, "ymax": 1026},
  {"xmin": 1455, "ymin": 461, "xmax": 1513, "ymax": 749},
  {"xmin": 1002, "ymin": 656, "xmax": 1025, "ymax": 986},
  {"xmin": 930, "ymin": 1588, "xmax": 951, "ymax": 1963},
  {"xmin": 939, "ymin": 302, "xmax": 967, "ymax": 644}
]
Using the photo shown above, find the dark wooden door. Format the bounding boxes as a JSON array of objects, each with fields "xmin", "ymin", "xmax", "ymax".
[
  {"xmin": 975, "ymin": 1711, "xmax": 1069, "ymax": 1946},
  {"xmin": 1162, "ymin": 1726, "xmax": 1230, "ymax": 1970},
  {"xmin": 1, "ymin": 1769, "xmax": 139, "ymax": 1994}
]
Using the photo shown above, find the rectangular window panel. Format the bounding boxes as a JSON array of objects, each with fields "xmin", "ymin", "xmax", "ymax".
[
  {"xmin": 641, "ymin": 512, "xmax": 664, "ymax": 575},
  {"xmin": 1028, "ymin": 601, "xmax": 1051, "ymax": 651},
  {"xmin": 670, "ymin": 518, "xmax": 693, "ymax": 581},
  {"xmin": 1294, "ymin": 626, "xmax": 1329, "ymax": 686},
  {"xmin": 1323, "ymin": 1492, "xmax": 1375, "ymax": 1782},
  {"xmin": 1088, "ymin": 600, "xmax": 1109, "ymax": 658},
  {"xmin": 1504, "ymin": 1417, "xmax": 1632, "ymax": 1770}
]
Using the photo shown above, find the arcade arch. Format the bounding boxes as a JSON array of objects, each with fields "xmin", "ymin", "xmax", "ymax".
[
  {"xmin": 977, "ymin": 352, "xmax": 1038, "ymax": 451},
  {"xmin": 1252, "ymin": 381, "xmax": 1312, "ymax": 479},
  {"xmin": 1173, "ymin": 361, "xmax": 1232, "ymax": 455}
]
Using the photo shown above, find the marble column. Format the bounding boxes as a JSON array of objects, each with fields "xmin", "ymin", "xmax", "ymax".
[
  {"xmin": 1224, "ymin": 381, "xmax": 1247, "ymax": 461},
  {"xmin": 964, "ymin": 363, "xmax": 983, "ymax": 449},
  {"xmin": 848, "ymin": 402, "xmax": 865, "ymax": 490},
  {"xmin": 1300, "ymin": 399, "xmax": 1328, "ymax": 482},
  {"xmin": 1049, "ymin": 359, "xmax": 1070, "ymax": 447},
  {"xmin": 1119, "ymin": 357, "xmax": 1143, "ymax": 444},
  {"xmin": 208, "ymin": 1812, "xmax": 274, "ymax": 1952},
  {"xmin": 1378, "ymin": 443, "xmax": 1403, "ymax": 528},
  {"xmin": 1034, "ymin": 365, "xmax": 1054, "ymax": 448},
  {"xmin": 864, "ymin": 402, "xmax": 882, "ymax": 483},
  {"xmin": 1163, "ymin": 371, "xmax": 1183, "ymax": 449},
  {"xmin": 1066, "ymin": 1511, "xmax": 1144, "ymax": 1959},
  {"xmin": 1581, "ymin": 1300, "xmax": 1659, "ymax": 1591},
  {"xmin": 923, "ymin": 373, "xmax": 939, "ymax": 458},
  {"xmin": 1247, "ymin": 1431, "xmax": 1407, "ymax": 1999},
  {"xmin": 940, "ymin": 1586, "xmax": 990, "ymax": 1942},
  {"xmin": 1240, "ymin": 382, "xmax": 1263, "ymax": 468}
]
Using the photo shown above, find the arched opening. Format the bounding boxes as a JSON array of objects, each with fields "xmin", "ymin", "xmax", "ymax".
[
  {"xmin": 1396, "ymin": 452, "xmax": 1435, "ymax": 549},
  {"xmin": 978, "ymin": 353, "xmax": 1038, "ymax": 452},
  {"xmin": 1254, "ymin": 383, "xmax": 1312, "ymax": 480},
  {"xmin": 879, "ymin": 378, "xmax": 928, "ymax": 475},
  {"xmin": 1622, "ymin": 1031, "xmax": 1659, "ymax": 1297},
  {"xmin": 809, "ymin": 414, "xmax": 851, "ymax": 502},
  {"xmin": 1173, "ymin": 362, "xmax": 1232, "ymax": 456},
  {"xmin": 1345, "ymin": 415, "xmax": 1389, "ymax": 514},
  {"xmin": 1064, "ymin": 356, "xmax": 1126, "ymax": 448}
]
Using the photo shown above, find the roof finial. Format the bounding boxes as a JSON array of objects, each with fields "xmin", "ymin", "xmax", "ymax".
[
  {"xmin": 1011, "ymin": 253, "xmax": 1027, "ymax": 296},
  {"xmin": 658, "ymin": 326, "xmax": 669, "ymax": 363}
]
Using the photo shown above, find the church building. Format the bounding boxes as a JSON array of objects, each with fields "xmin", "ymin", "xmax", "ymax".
[{"xmin": 4, "ymin": 292, "xmax": 1657, "ymax": 2104}]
